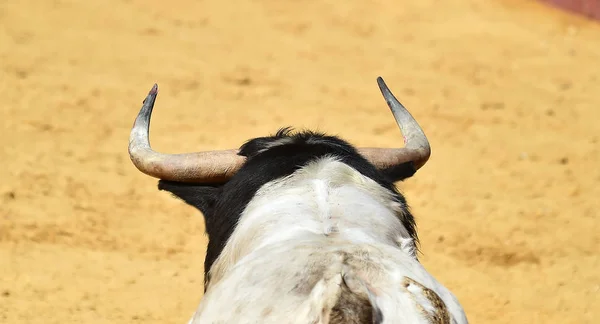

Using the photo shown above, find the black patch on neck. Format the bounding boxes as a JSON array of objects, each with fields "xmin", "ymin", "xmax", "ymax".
[{"xmin": 158, "ymin": 128, "xmax": 418, "ymax": 290}]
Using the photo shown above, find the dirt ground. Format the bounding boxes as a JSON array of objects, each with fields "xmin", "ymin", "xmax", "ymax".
[{"xmin": 1, "ymin": 0, "xmax": 599, "ymax": 323}]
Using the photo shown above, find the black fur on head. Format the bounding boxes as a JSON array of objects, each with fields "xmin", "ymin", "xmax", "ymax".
[{"xmin": 158, "ymin": 127, "xmax": 418, "ymax": 290}]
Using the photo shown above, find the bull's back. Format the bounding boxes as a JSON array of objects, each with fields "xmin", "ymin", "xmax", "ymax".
[{"xmin": 190, "ymin": 241, "xmax": 467, "ymax": 324}]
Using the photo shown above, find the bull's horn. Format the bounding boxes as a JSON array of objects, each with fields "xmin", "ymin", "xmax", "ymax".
[
  {"xmin": 358, "ymin": 77, "xmax": 431, "ymax": 172},
  {"xmin": 129, "ymin": 77, "xmax": 430, "ymax": 184},
  {"xmin": 128, "ymin": 84, "xmax": 245, "ymax": 183}
]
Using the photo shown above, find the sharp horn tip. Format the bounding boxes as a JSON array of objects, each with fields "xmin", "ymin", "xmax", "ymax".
[
  {"xmin": 142, "ymin": 84, "xmax": 159, "ymax": 104},
  {"xmin": 376, "ymin": 76, "xmax": 389, "ymax": 91},
  {"xmin": 149, "ymin": 83, "xmax": 158, "ymax": 95}
]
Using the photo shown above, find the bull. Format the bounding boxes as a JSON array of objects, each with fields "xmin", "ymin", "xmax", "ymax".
[{"xmin": 128, "ymin": 77, "xmax": 468, "ymax": 323}]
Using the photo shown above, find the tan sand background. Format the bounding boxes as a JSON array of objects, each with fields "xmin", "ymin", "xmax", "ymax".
[{"xmin": 1, "ymin": 0, "xmax": 599, "ymax": 323}]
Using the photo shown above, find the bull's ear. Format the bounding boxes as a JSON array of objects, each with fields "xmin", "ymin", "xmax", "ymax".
[
  {"xmin": 158, "ymin": 180, "xmax": 220, "ymax": 217},
  {"xmin": 381, "ymin": 161, "xmax": 416, "ymax": 182}
]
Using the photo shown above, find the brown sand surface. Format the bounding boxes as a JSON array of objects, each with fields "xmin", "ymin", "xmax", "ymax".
[{"xmin": 1, "ymin": 0, "xmax": 599, "ymax": 323}]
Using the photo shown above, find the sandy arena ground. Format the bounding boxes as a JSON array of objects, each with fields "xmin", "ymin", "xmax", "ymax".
[{"xmin": 1, "ymin": 0, "xmax": 599, "ymax": 323}]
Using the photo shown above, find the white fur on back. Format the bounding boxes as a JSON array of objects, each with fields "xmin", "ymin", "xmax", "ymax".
[{"xmin": 190, "ymin": 157, "xmax": 468, "ymax": 324}]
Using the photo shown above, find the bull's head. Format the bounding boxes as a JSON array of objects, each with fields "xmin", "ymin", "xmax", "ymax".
[{"xmin": 128, "ymin": 77, "xmax": 431, "ymax": 184}]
